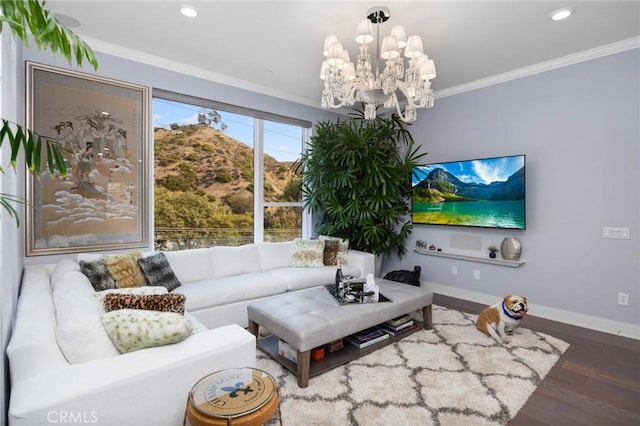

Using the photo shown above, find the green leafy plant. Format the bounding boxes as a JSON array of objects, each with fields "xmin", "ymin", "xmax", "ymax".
[
  {"xmin": 0, "ymin": 0, "xmax": 98, "ymax": 225},
  {"xmin": 298, "ymin": 110, "xmax": 427, "ymax": 257},
  {"xmin": 488, "ymin": 245, "xmax": 499, "ymax": 253}
]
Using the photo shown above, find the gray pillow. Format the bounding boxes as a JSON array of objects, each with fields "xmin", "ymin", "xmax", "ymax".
[
  {"xmin": 137, "ymin": 252, "xmax": 181, "ymax": 292},
  {"xmin": 79, "ymin": 258, "xmax": 116, "ymax": 291}
]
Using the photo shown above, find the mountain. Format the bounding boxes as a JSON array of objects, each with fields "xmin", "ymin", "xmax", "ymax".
[
  {"xmin": 414, "ymin": 167, "xmax": 524, "ymax": 201},
  {"xmin": 153, "ymin": 125, "xmax": 298, "ymax": 204}
]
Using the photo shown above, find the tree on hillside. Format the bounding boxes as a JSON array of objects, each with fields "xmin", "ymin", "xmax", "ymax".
[
  {"xmin": 197, "ymin": 109, "xmax": 228, "ymax": 133},
  {"xmin": 154, "ymin": 188, "xmax": 216, "ymax": 249}
]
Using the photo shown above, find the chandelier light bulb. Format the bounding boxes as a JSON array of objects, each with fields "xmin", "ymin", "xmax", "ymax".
[
  {"xmin": 404, "ymin": 35, "xmax": 424, "ymax": 58},
  {"xmin": 390, "ymin": 25, "xmax": 407, "ymax": 48},
  {"xmin": 380, "ymin": 35, "xmax": 400, "ymax": 60},
  {"xmin": 323, "ymin": 35, "xmax": 339, "ymax": 56},
  {"xmin": 355, "ymin": 19, "xmax": 374, "ymax": 44}
]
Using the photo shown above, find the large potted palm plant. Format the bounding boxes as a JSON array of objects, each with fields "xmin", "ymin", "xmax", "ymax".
[
  {"xmin": 0, "ymin": 0, "xmax": 97, "ymax": 225},
  {"xmin": 300, "ymin": 109, "xmax": 427, "ymax": 264}
]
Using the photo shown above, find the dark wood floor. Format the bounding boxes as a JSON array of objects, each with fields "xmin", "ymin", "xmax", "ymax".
[{"xmin": 434, "ymin": 294, "xmax": 640, "ymax": 426}]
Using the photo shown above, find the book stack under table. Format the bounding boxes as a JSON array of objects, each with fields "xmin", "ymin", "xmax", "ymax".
[{"xmin": 345, "ymin": 314, "xmax": 417, "ymax": 348}]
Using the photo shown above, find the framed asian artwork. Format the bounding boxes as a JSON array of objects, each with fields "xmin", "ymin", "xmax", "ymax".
[{"xmin": 25, "ymin": 62, "xmax": 149, "ymax": 256}]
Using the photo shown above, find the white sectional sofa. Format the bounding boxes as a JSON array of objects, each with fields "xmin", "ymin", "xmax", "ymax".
[
  {"xmin": 7, "ymin": 241, "xmax": 374, "ymax": 426},
  {"xmin": 168, "ymin": 241, "xmax": 373, "ymax": 329}
]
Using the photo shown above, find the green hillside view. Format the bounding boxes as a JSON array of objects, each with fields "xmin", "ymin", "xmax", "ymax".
[{"xmin": 153, "ymin": 125, "xmax": 301, "ymax": 249}]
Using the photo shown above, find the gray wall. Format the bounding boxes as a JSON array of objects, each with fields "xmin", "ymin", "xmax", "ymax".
[{"xmin": 384, "ymin": 49, "xmax": 640, "ymax": 336}]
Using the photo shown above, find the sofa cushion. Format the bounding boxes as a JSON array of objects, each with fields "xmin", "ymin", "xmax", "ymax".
[
  {"xmin": 95, "ymin": 286, "xmax": 169, "ymax": 303},
  {"xmin": 177, "ymin": 273, "xmax": 288, "ymax": 312},
  {"xmin": 104, "ymin": 250, "xmax": 146, "ymax": 288},
  {"xmin": 137, "ymin": 252, "xmax": 181, "ymax": 291},
  {"xmin": 257, "ymin": 241, "xmax": 293, "ymax": 271},
  {"xmin": 290, "ymin": 238, "xmax": 325, "ymax": 268},
  {"xmin": 100, "ymin": 309, "xmax": 194, "ymax": 354},
  {"xmin": 103, "ymin": 293, "xmax": 186, "ymax": 314},
  {"xmin": 163, "ymin": 248, "xmax": 215, "ymax": 284},
  {"xmin": 51, "ymin": 259, "xmax": 80, "ymax": 286},
  {"xmin": 52, "ymin": 270, "xmax": 120, "ymax": 364},
  {"xmin": 264, "ymin": 267, "xmax": 339, "ymax": 291},
  {"xmin": 319, "ymin": 235, "xmax": 349, "ymax": 265},
  {"xmin": 211, "ymin": 244, "xmax": 261, "ymax": 278},
  {"xmin": 79, "ymin": 257, "xmax": 116, "ymax": 291}
]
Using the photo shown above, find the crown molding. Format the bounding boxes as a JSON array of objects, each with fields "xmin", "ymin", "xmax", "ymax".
[
  {"xmin": 81, "ymin": 36, "xmax": 319, "ymax": 108},
  {"xmin": 82, "ymin": 36, "xmax": 639, "ymax": 108},
  {"xmin": 435, "ymin": 36, "xmax": 640, "ymax": 99}
]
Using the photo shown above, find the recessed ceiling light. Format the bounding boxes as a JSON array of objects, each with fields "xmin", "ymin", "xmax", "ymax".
[
  {"xmin": 550, "ymin": 7, "xmax": 573, "ymax": 21},
  {"xmin": 180, "ymin": 5, "xmax": 198, "ymax": 18}
]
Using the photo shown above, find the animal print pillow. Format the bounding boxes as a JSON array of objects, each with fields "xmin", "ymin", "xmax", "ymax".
[
  {"xmin": 323, "ymin": 240, "xmax": 339, "ymax": 266},
  {"xmin": 290, "ymin": 238, "xmax": 325, "ymax": 268},
  {"xmin": 319, "ymin": 235, "xmax": 349, "ymax": 265},
  {"xmin": 102, "ymin": 293, "xmax": 186, "ymax": 315}
]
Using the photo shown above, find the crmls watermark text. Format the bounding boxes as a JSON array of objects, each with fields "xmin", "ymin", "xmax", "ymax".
[{"xmin": 47, "ymin": 411, "xmax": 99, "ymax": 424}]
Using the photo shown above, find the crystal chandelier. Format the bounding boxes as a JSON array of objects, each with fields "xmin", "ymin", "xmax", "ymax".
[{"xmin": 320, "ymin": 6, "xmax": 436, "ymax": 123}]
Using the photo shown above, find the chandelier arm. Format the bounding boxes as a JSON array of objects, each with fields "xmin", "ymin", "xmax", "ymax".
[{"xmin": 389, "ymin": 91, "xmax": 410, "ymax": 122}]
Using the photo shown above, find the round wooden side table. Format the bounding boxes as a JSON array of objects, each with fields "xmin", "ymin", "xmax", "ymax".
[{"xmin": 185, "ymin": 367, "xmax": 281, "ymax": 426}]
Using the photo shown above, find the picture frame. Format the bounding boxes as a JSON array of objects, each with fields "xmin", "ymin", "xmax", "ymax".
[{"xmin": 25, "ymin": 62, "xmax": 149, "ymax": 256}]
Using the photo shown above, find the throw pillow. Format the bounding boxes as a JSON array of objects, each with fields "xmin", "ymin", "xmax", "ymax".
[
  {"xmin": 79, "ymin": 257, "xmax": 117, "ymax": 291},
  {"xmin": 102, "ymin": 293, "xmax": 186, "ymax": 315},
  {"xmin": 323, "ymin": 240, "xmax": 339, "ymax": 266},
  {"xmin": 137, "ymin": 252, "xmax": 182, "ymax": 291},
  {"xmin": 319, "ymin": 235, "xmax": 349, "ymax": 265},
  {"xmin": 100, "ymin": 309, "xmax": 194, "ymax": 354},
  {"xmin": 290, "ymin": 238, "xmax": 325, "ymax": 268},
  {"xmin": 94, "ymin": 286, "xmax": 168, "ymax": 304},
  {"xmin": 104, "ymin": 250, "xmax": 146, "ymax": 288}
]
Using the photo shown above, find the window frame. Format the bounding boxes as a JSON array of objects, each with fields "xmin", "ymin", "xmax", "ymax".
[{"xmin": 152, "ymin": 89, "xmax": 311, "ymax": 245}]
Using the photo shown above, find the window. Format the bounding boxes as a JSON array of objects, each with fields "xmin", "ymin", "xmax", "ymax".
[{"xmin": 152, "ymin": 90, "xmax": 309, "ymax": 250}]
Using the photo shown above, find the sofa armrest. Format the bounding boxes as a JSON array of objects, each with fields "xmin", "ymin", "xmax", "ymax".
[
  {"xmin": 346, "ymin": 249, "xmax": 376, "ymax": 277},
  {"xmin": 9, "ymin": 325, "xmax": 256, "ymax": 426}
]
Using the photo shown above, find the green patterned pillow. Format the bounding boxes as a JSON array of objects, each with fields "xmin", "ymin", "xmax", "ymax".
[
  {"xmin": 290, "ymin": 238, "xmax": 325, "ymax": 268},
  {"xmin": 100, "ymin": 309, "xmax": 193, "ymax": 353}
]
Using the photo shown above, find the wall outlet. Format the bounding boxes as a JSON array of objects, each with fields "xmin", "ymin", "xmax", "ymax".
[
  {"xmin": 473, "ymin": 270, "xmax": 481, "ymax": 280},
  {"xmin": 603, "ymin": 227, "xmax": 630, "ymax": 239},
  {"xmin": 618, "ymin": 292, "xmax": 629, "ymax": 306},
  {"xmin": 451, "ymin": 266, "xmax": 458, "ymax": 276}
]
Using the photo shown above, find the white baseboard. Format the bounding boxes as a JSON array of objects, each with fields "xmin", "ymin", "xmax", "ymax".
[{"xmin": 423, "ymin": 281, "xmax": 640, "ymax": 341}]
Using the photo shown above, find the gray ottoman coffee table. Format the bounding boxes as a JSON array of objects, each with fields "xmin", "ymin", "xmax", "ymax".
[{"xmin": 247, "ymin": 278, "xmax": 433, "ymax": 387}]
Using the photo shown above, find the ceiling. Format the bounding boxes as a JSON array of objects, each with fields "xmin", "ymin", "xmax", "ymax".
[{"xmin": 46, "ymin": 1, "xmax": 640, "ymax": 108}]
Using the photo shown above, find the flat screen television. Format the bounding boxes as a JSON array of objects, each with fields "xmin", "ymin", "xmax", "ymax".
[{"xmin": 411, "ymin": 154, "xmax": 526, "ymax": 229}]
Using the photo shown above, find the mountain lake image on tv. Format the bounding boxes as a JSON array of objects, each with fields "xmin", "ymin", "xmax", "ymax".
[{"xmin": 412, "ymin": 155, "xmax": 526, "ymax": 229}]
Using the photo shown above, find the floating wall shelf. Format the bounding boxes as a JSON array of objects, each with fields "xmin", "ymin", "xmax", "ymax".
[{"xmin": 414, "ymin": 249, "xmax": 525, "ymax": 268}]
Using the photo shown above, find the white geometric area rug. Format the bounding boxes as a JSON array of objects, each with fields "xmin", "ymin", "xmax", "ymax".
[{"xmin": 260, "ymin": 305, "xmax": 569, "ymax": 426}]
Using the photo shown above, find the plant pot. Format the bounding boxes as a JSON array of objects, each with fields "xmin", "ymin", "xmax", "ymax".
[{"xmin": 489, "ymin": 252, "xmax": 496, "ymax": 259}]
